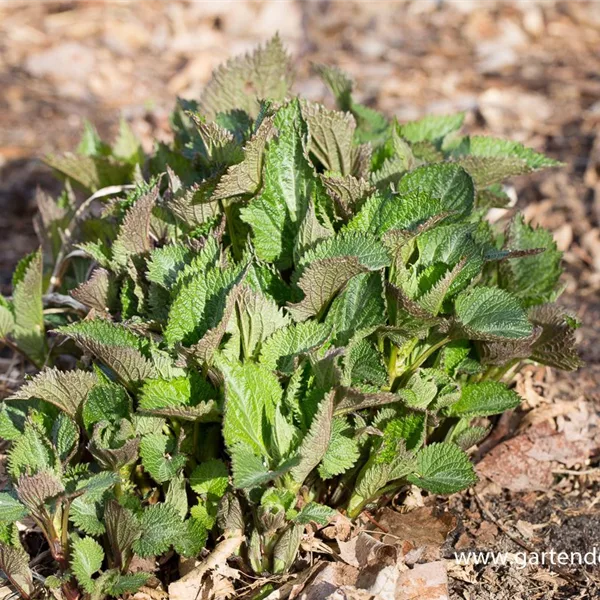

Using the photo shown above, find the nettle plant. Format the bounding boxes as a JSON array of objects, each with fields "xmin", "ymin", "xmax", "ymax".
[{"xmin": 0, "ymin": 37, "xmax": 580, "ymax": 598}]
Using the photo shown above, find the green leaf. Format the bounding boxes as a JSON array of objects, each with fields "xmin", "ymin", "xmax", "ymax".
[
  {"xmin": 16, "ymin": 471, "xmax": 65, "ymax": 511},
  {"xmin": 327, "ymin": 272, "xmax": 386, "ymax": 346},
  {"xmin": 44, "ymin": 153, "xmax": 132, "ymax": 192},
  {"xmin": 112, "ymin": 185, "xmax": 158, "ymax": 268},
  {"xmin": 133, "ymin": 503, "xmax": 186, "ymax": 557},
  {"xmin": 318, "ymin": 417, "xmax": 360, "ymax": 479},
  {"xmin": 185, "ymin": 114, "xmax": 243, "ymax": 167},
  {"xmin": 290, "ymin": 231, "xmax": 390, "ymax": 321},
  {"xmin": 52, "ymin": 412, "xmax": 79, "ymax": 461},
  {"xmin": 384, "ymin": 413, "xmax": 426, "ymax": 452},
  {"xmin": 165, "ymin": 173, "xmax": 221, "ymax": 230},
  {"xmin": 190, "ymin": 283, "xmax": 245, "ymax": 364},
  {"xmin": 0, "ymin": 494, "xmax": 28, "ymax": 523},
  {"xmin": 71, "ymin": 268, "xmax": 116, "ymax": 313},
  {"xmin": 449, "ymin": 382, "xmax": 521, "ymax": 417},
  {"xmin": 106, "ymin": 572, "xmax": 150, "ymax": 596},
  {"xmin": 75, "ymin": 471, "xmax": 120, "ymax": 500},
  {"xmin": 447, "ymin": 135, "xmax": 561, "ymax": 170},
  {"xmin": 371, "ymin": 127, "xmax": 417, "ymax": 188},
  {"xmin": 112, "ymin": 118, "xmax": 144, "ymax": 164},
  {"xmin": 230, "ymin": 444, "xmax": 271, "ymax": 490},
  {"xmin": 8, "ymin": 368, "xmax": 98, "ymax": 419},
  {"xmin": 293, "ymin": 502, "xmax": 336, "ymax": 526},
  {"xmin": 139, "ymin": 375, "xmax": 216, "ymax": 415},
  {"xmin": 213, "ymin": 116, "xmax": 276, "ymax": 200},
  {"xmin": 321, "ymin": 173, "xmax": 374, "ymax": 220},
  {"xmin": 499, "ymin": 214, "xmax": 562, "ymax": 306},
  {"xmin": 347, "ymin": 164, "xmax": 474, "ymax": 235},
  {"xmin": 529, "ymin": 304, "xmax": 582, "ymax": 371},
  {"xmin": 224, "ymin": 285, "xmax": 290, "ymax": 361},
  {"xmin": 456, "ymin": 155, "xmax": 531, "ymax": 187},
  {"xmin": 173, "ymin": 517, "xmax": 209, "ymax": 558},
  {"xmin": 259, "ymin": 321, "xmax": 331, "ymax": 374},
  {"xmin": 8, "ymin": 422, "xmax": 56, "ymax": 478},
  {"xmin": 190, "ymin": 459, "xmax": 229, "ymax": 497},
  {"xmin": 70, "ymin": 496, "xmax": 105, "ymax": 535},
  {"xmin": 342, "ymin": 338, "xmax": 387, "ymax": 387},
  {"xmin": 240, "ymin": 100, "xmax": 322, "ymax": 269},
  {"xmin": 0, "ymin": 404, "xmax": 26, "ymax": 441},
  {"xmin": 82, "ymin": 382, "xmax": 131, "ymax": 430},
  {"xmin": 12, "ymin": 249, "xmax": 46, "ymax": 366},
  {"xmin": 294, "ymin": 199, "xmax": 334, "ymax": 263},
  {"xmin": 0, "ymin": 298, "xmax": 15, "ymax": 339},
  {"xmin": 273, "ymin": 524, "xmax": 303, "ymax": 574},
  {"xmin": 454, "ymin": 425, "xmax": 491, "ymax": 451},
  {"xmin": 454, "ymin": 286, "xmax": 533, "ymax": 340},
  {"xmin": 218, "ymin": 357, "xmax": 281, "ymax": 456},
  {"xmin": 140, "ymin": 433, "xmax": 187, "ymax": 484},
  {"xmin": 165, "ymin": 262, "xmax": 244, "ymax": 346},
  {"xmin": 302, "ymin": 100, "xmax": 356, "ymax": 175},
  {"xmin": 407, "ymin": 442, "xmax": 477, "ymax": 494},
  {"xmin": 200, "ymin": 34, "xmax": 293, "ymax": 119},
  {"xmin": 104, "ymin": 500, "xmax": 141, "ymax": 569},
  {"xmin": 58, "ymin": 320, "xmax": 156, "ymax": 386},
  {"xmin": 165, "ymin": 473, "xmax": 189, "ymax": 519},
  {"xmin": 398, "ymin": 113, "xmax": 464, "ymax": 144},
  {"xmin": 297, "ymin": 231, "xmax": 391, "ymax": 272},
  {"xmin": 0, "ymin": 543, "xmax": 34, "ymax": 598},
  {"xmin": 291, "ymin": 391, "xmax": 335, "ymax": 485},
  {"xmin": 78, "ymin": 121, "xmax": 111, "ymax": 156},
  {"xmin": 89, "ymin": 429, "xmax": 140, "ymax": 472},
  {"xmin": 289, "ymin": 256, "xmax": 369, "ymax": 322},
  {"xmin": 71, "ymin": 536, "xmax": 105, "ymax": 593},
  {"xmin": 314, "ymin": 64, "xmax": 353, "ymax": 110},
  {"xmin": 146, "ymin": 243, "xmax": 193, "ymax": 289}
]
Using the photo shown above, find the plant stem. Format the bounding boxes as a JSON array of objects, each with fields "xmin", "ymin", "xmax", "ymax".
[
  {"xmin": 48, "ymin": 184, "xmax": 135, "ymax": 294},
  {"xmin": 387, "ymin": 344, "xmax": 398, "ymax": 386},
  {"xmin": 392, "ymin": 336, "xmax": 450, "ymax": 390},
  {"xmin": 410, "ymin": 336, "xmax": 451, "ymax": 371},
  {"xmin": 222, "ymin": 200, "xmax": 243, "ymax": 262}
]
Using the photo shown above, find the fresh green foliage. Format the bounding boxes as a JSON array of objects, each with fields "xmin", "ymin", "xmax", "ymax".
[{"xmin": 0, "ymin": 37, "xmax": 579, "ymax": 597}]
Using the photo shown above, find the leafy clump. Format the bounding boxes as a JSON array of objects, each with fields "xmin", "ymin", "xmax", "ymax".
[{"xmin": 0, "ymin": 36, "xmax": 580, "ymax": 598}]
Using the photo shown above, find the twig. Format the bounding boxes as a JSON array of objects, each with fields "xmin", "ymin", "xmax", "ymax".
[
  {"xmin": 473, "ymin": 492, "xmax": 582, "ymax": 585},
  {"xmin": 362, "ymin": 511, "xmax": 390, "ymax": 533},
  {"xmin": 28, "ymin": 549, "xmax": 51, "ymax": 568},
  {"xmin": 552, "ymin": 468, "xmax": 600, "ymax": 476},
  {"xmin": 43, "ymin": 293, "xmax": 87, "ymax": 313},
  {"xmin": 47, "ymin": 184, "xmax": 135, "ymax": 294}
]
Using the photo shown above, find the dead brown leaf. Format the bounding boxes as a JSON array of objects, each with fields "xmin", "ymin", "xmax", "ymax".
[
  {"xmin": 300, "ymin": 563, "xmax": 360, "ymax": 600},
  {"xmin": 168, "ymin": 535, "xmax": 243, "ymax": 600},
  {"xmin": 396, "ymin": 561, "xmax": 449, "ymax": 600},
  {"xmin": 375, "ymin": 507, "xmax": 456, "ymax": 562},
  {"xmin": 477, "ymin": 414, "xmax": 597, "ymax": 492}
]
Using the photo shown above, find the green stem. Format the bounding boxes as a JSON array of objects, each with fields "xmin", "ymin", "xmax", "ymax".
[
  {"xmin": 392, "ymin": 336, "xmax": 450, "ymax": 390},
  {"xmin": 481, "ymin": 360, "xmax": 519, "ymax": 383},
  {"xmin": 347, "ymin": 481, "xmax": 407, "ymax": 519},
  {"xmin": 387, "ymin": 344, "xmax": 398, "ymax": 387},
  {"xmin": 222, "ymin": 200, "xmax": 243, "ymax": 261},
  {"xmin": 410, "ymin": 336, "xmax": 451, "ymax": 371}
]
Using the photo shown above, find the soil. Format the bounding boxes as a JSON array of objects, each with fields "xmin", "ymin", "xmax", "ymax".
[{"xmin": 1, "ymin": 1, "xmax": 599, "ymax": 599}]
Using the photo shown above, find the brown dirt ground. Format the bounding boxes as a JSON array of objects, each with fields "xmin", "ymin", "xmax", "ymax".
[{"xmin": 1, "ymin": 1, "xmax": 599, "ymax": 599}]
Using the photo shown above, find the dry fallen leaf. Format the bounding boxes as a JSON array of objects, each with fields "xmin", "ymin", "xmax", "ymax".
[
  {"xmin": 300, "ymin": 563, "xmax": 360, "ymax": 600},
  {"xmin": 477, "ymin": 413, "xmax": 598, "ymax": 492},
  {"xmin": 168, "ymin": 535, "xmax": 243, "ymax": 600},
  {"xmin": 396, "ymin": 561, "xmax": 449, "ymax": 600},
  {"xmin": 376, "ymin": 507, "xmax": 456, "ymax": 561},
  {"xmin": 356, "ymin": 564, "xmax": 399, "ymax": 600},
  {"xmin": 338, "ymin": 532, "xmax": 397, "ymax": 569}
]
